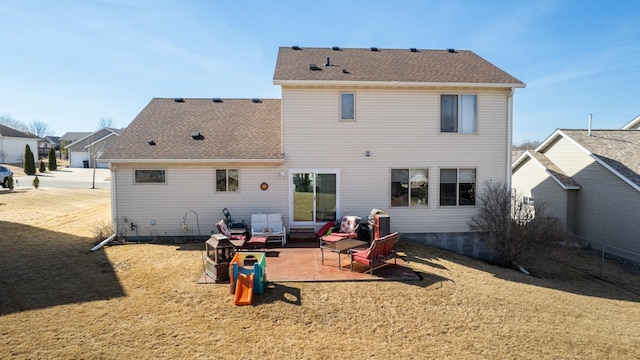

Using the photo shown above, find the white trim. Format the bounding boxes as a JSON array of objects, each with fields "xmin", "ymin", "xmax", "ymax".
[
  {"xmin": 64, "ymin": 128, "xmax": 120, "ymax": 149},
  {"xmin": 288, "ymin": 168, "xmax": 341, "ymax": 228},
  {"xmin": 506, "ymin": 88, "xmax": 514, "ymax": 191},
  {"xmin": 513, "ymin": 152, "xmax": 580, "ymax": 190},
  {"xmin": 274, "ymin": 79, "xmax": 525, "ymax": 89},
  {"xmin": 83, "ymin": 133, "xmax": 118, "ymax": 150},
  {"xmin": 100, "ymin": 158, "xmax": 285, "ymax": 164},
  {"xmin": 621, "ymin": 115, "xmax": 640, "ymax": 129}
]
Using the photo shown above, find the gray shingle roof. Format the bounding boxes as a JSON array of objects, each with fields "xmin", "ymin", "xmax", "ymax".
[
  {"xmin": 100, "ymin": 98, "xmax": 283, "ymax": 162},
  {"xmin": 526, "ymin": 150, "xmax": 580, "ymax": 189},
  {"xmin": 559, "ymin": 129, "xmax": 640, "ymax": 189},
  {"xmin": 0, "ymin": 124, "xmax": 39, "ymax": 139},
  {"xmin": 273, "ymin": 47, "xmax": 524, "ymax": 86},
  {"xmin": 60, "ymin": 132, "xmax": 92, "ymax": 142}
]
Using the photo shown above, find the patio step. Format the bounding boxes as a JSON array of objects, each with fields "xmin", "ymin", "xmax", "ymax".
[{"xmin": 288, "ymin": 227, "xmax": 316, "ymax": 244}]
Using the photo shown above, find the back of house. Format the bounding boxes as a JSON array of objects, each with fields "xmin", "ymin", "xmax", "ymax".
[{"xmin": 101, "ymin": 46, "xmax": 524, "ymax": 258}]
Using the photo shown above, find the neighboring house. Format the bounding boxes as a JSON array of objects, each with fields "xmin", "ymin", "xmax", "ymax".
[
  {"xmin": 65, "ymin": 128, "xmax": 123, "ymax": 168},
  {"xmin": 512, "ymin": 128, "xmax": 640, "ymax": 264},
  {"xmin": 60, "ymin": 132, "xmax": 91, "ymax": 160},
  {"xmin": 39, "ymin": 135, "xmax": 60, "ymax": 158},
  {"xmin": 0, "ymin": 124, "xmax": 40, "ymax": 164},
  {"xmin": 101, "ymin": 46, "xmax": 524, "ymax": 257},
  {"xmin": 622, "ymin": 115, "xmax": 640, "ymax": 130}
]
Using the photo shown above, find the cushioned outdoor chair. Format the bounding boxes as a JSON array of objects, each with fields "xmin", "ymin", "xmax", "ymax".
[
  {"xmin": 250, "ymin": 213, "xmax": 286, "ymax": 246},
  {"xmin": 217, "ymin": 220, "xmax": 266, "ymax": 250},
  {"xmin": 320, "ymin": 215, "xmax": 360, "ymax": 243},
  {"xmin": 349, "ymin": 232, "xmax": 399, "ymax": 274}
]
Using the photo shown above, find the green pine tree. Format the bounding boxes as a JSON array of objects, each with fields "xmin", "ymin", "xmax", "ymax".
[
  {"xmin": 32, "ymin": 176, "xmax": 40, "ymax": 189},
  {"xmin": 48, "ymin": 148, "xmax": 57, "ymax": 171},
  {"xmin": 39, "ymin": 161, "xmax": 46, "ymax": 173},
  {"xmin": 24, "ymin": 144, "xmax": 36, "ymax": 175}
]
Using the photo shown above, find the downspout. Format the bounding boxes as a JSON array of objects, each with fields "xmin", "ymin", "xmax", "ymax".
[
  {"xmin": 109, "ymin": 164, "xmax": 118, "ymax": 239},
  {"xmin": 506, "ymin": 87, "xmax": 515, "ymax": 191},
  {"xmin": 280, "ymin": 88, "xmax": 285, "ymax": 156}
]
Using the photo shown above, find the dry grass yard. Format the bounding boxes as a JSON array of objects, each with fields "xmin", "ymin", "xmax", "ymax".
[{"xmin": 1, "ymin": 188, "xmax": 639, "ymax": 359}]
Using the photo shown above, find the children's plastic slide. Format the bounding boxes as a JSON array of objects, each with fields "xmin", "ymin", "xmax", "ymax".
[{"xmin": 234, "ymin": 273, "xmax": 254, "ymax": 306}]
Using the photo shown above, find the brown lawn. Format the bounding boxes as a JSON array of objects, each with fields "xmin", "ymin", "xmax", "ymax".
[{"xmin": 0, "ymin": 188, "xmax": 638, "ymax": 359}]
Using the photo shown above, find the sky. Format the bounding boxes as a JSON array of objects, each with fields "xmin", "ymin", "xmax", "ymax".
[{"xmin": 1, "ymin": 0, "xmax": 639, "ymax": 144}]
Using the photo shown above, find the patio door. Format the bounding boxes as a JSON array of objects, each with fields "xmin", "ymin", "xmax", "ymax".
[{"xmin": 290, "ymin": 170, "xmax": 339, "ymax": 225}]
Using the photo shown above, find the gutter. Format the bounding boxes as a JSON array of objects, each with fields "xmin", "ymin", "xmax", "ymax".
[{"xmin": 274, "ymin": 79, "xmax": 526, "ymax": 89}]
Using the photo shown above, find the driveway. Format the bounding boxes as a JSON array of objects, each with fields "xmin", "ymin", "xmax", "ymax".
[{"xmin": 11, "ymin": 168, "xmax": 111, "ymax": 190}]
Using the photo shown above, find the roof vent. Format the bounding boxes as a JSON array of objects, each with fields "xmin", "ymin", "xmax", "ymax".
[
  {"xmin": 252, "ymin": 98, "xmax": 261, "ymax": 103},
  {"xmin": 310, "ymin": 63, "xmax": 321, "ymax": 71},
  {"xmin": 370, "ymin": 47, "xmax": 378, "ymax": 52},
  {"xmin": 342, "ymin": 69, "xmax": 350, "ymax": 74},
  {"xmin": 191, "ymin": 132, "xmax": 204, "ymax": 140},
  {"xmin": 447, "ymin": 48, "xmax": 456, "ymax": 53},
  {"xmin": 212, "ymin": 98, "xmax": 223, "ymax": 103},
  {"xmin": 174, "ymin": 98, "xmax": 185, "ymax": 103},
  {"xmin": 332, "ymin": 46, "xmax": 340, "ymax": 51},
  {"xmin": 410, "ymin": 48, "xmax": 418, "ymax": 52},
  {"xmin": 147, "ymin": 140, "xmax": 155, "ymax": 146},
  {"xmin": 324, "ymin": 57, "xmax": 331, "ymax": 66},
  {"xmin": 292, "ymin": 45, "xmax": 301, "ymax": 50}
]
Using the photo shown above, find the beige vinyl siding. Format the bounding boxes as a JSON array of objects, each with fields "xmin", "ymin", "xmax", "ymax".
[
  {"xmin": 111, "ymin": 164, "xmax": 289, "ymax": 237},
  {"xmin": 281, "ymin": 87, "xmax": 511, "ymax": 233},
  {"xmin": 512, "ymin": 157, "xmax": 570, "ymax": 226},
  {"xmin": 543, "ymin": 136, "xmax": 640, "ymax": 261}
]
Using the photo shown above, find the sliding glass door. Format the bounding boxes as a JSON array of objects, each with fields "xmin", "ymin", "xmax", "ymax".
[{"xmin": 291, "ymin": 170, "xmax": 338, "ymax": 224}]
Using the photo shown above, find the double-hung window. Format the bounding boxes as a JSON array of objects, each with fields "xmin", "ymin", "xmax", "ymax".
[
  {"xmin": 391, "ymin": 168, "xmax": 429, "ymax": 207},
  {"xmin": 134, "ymin": 169, "xmax": 166, "ymax": 184},
  {"xmin": 340, "ymin": 93, "xmax": 355, "ymax": 121},
  {"xmin": 439, "ymin": 168, "xmax": 476, "ymax": 206},
  {"xmin": 440, "ymin": 94, "xmax": 477, "ymax": 133},
  {"xmin": 216, "ymin": 169, "xmax": 238, "ymax": 192}
]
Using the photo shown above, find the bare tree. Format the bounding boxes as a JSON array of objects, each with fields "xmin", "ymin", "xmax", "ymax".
[
  {"xmin": 470, "ymin": 181, "xmax": 572, "ymax": 267},
  {"xmin": 0, "ymin": 115, "xmax": 28, "ymax": 132},
  {"xmin": 512, "ymin": 139, "xmax": 541, "ymax": 151},
  {"xmin": 28, "ymin": 120, "xmax": 54, "ymax": 138},
  {"xmin": 85, "ymin": 134, "xmax": 109, "ymax": 189},
  {"xmin": 97, "ymin": 117, "xmax": 116, "ymax": 130}
]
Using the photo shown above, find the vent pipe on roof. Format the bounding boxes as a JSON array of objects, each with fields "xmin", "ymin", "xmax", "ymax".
[
  {"xmin": 325, "ymin": 57, "xmax": 331, "ymax": 66},
  {"xmin": 588, "ymin": 114, "xmax": 593, "ymax": 136},
  {"xmin": 447, "ymin": 48, "xmax": 455, "ymax": 53}
]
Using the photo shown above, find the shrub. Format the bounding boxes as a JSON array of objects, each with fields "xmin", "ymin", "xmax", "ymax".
[
  {"xmin": 7, "ymin": 175, "xmax": 14, "ymax": 190},
  {"xmin": 23, "ymin": 144, "xmax": 36, "ymax": 175},
  {"xmin": 93, "ymin": 222, "xmax": 114, "ymax": 242},
  {"xmin": 32, "ymin": 176, "xmax": 40, "ymax": 189},
  {"xmin": 39, "ymin": 161, "xmax": 46, "ymax": 173},
  {"xmin": 469, "ymin": 181, "xmax": 572, "ymax": 268},
  {"xmin": 48, "ymin": 148, "xmax": 57, "ymax": 171}
]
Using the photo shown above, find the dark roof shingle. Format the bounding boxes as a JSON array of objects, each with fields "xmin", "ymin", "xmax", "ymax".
[
  {"xmin": 100, "ymin": 98, "xmax": 283, "ymax": 161},
  {"xmin": 558, "ymin": 129, "xmax": 640, "ymax": 188},
  {"xmin": 0, "ymin": 124, "xmax": 39, "ymax": 139},
  {"xmin": 273, "ymin": 47, "xmax": 524, "ymax": 86}
]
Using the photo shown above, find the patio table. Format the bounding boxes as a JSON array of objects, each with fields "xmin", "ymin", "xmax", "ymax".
[{"xmin": 320, "ymin": 238, "xmax": 367, "ymax": 270}]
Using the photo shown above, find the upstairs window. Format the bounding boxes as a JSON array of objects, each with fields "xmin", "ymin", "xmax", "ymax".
[
  {"xmin": 216, "ymin": 169, "xmax": 238, "ymax": 192},
  {"xmin": 340, "ymin": 93, "xmax": 355, "ymax": 121},
  {"xmin": 440, "ymin": 168, "xmax": 476, "ymax": 206},
  {"xmin": 440, "ymin": 94, "xmax": 477, "ymax": 133}
]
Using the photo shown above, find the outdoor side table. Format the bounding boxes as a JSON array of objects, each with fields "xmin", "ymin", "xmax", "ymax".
[{"xmin": 320, "ymin": 238, "xmax": 367, "ymax": 270}]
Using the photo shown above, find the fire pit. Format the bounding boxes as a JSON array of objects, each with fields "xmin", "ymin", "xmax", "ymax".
[{"xmin": 205, "ymin": 234, "xmax": 235, "ymax": 282}]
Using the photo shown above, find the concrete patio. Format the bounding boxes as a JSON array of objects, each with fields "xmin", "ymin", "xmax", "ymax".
[{"xmin": 198, "ymin": 245, "xmax": 419, "ymax": 283}]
